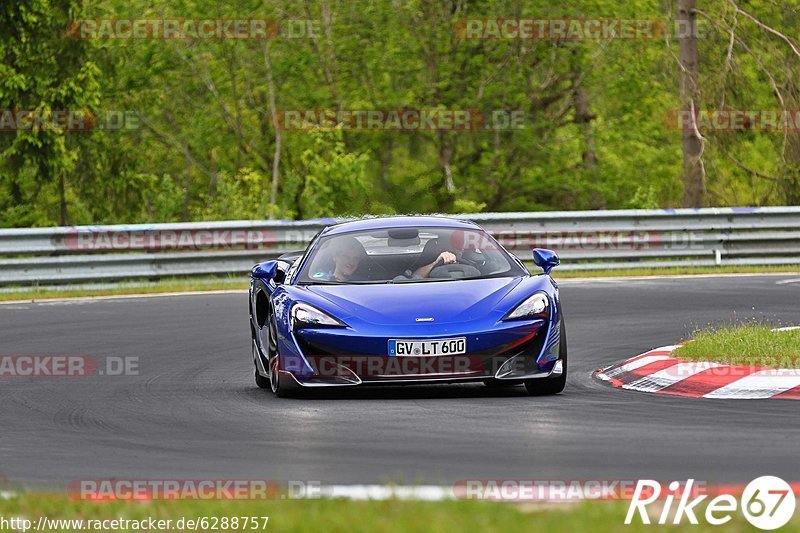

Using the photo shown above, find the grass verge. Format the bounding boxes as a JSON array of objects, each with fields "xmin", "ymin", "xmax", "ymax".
[
  {"xmin": 0, "ymin": 494, "xmax": 787, "ymax": 532},
  {"xmin": 674, "ymin": 324, "xmax": 800, "ymax": 368},
  {"xmin": 0, "ymin": 277, "xmax": 247, "ymax": 303}
]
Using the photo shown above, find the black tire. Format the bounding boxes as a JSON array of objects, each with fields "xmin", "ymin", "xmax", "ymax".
[
  {"xmin": 524, "ymin": 318, "xmax": 567, "ymax": 396},
  {"xmin": 268, "ymin": 358, "xmax": 293, "ymax": 398},
  {"xmin": 253, "ymin": 339, "xmax": 271, "ymax": 389},
  {"xmin": 265, "ymin": 307, "xmax": 295, "ymax": 398},
  {"xmin": 252, "ymin": 304, "xmax": 294, "ymax": 397},
  {"xmin": 255, "ymin": 368, "xmax": 271, "ymax": 389}
]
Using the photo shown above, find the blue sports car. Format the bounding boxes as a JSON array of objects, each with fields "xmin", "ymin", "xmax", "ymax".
[{"xmin": 249, "ymin": 216, "xmax": 565, "ymax": 397}]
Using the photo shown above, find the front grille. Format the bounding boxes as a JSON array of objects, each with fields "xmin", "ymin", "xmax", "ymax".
[{"xmin": 295, "ymin": 330, "xmax": 546, "ymax": 381}]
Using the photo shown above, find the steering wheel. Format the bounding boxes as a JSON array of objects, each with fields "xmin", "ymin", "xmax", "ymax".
[
  {"xmin": 458, "ymin": 250, "xmax": 486, "ymax": 268},
  {"xmin": 429, "ymin": 263, "xmax": 482, "ymax": 279}
]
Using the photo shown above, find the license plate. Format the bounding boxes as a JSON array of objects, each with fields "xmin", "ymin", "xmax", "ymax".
[{"xmin": 388, "ymin": 337, "xmax": 467, "ymax": 356}]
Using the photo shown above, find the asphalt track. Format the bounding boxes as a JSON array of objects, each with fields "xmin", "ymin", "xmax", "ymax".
[{"xmin": 2, "ymin": 275, "xmax": 800, "ymax": 490}]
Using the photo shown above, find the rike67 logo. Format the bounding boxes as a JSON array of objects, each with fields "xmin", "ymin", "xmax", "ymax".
[{"xmin": 626, "ymin": 477, "xmax": 795, "ymax": 530}]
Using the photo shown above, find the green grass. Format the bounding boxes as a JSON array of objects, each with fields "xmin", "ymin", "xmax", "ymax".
[
  {"xmin": 0, "ymin": 264, "xmax": 798, "ymax": 303},
  {"xmin": 0, "ymin": 493, "xmax": 786, "ymax": 532},
  {"xmin": 0, "ymin": 277, "xmax": 247, "ymax": 303},
  {"xmin": 674, "ymin": 324, "xmax": 800, "ymax": 368}
]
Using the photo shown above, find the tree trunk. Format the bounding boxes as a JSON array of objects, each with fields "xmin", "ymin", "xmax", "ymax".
[
  {"xmin": 781, "ymin": 136, "xmax": 800, "ymax": 204},
  {"xmin": 571, "ymin": 53, "xmax": 602, "ymax": 209},
  {"xmin": 574, "ymin": 83, "xmax": 598, "ymax": 171},
  {"xmin": 209, "ymin": 147, "xmax": 218, "ymax": 197},
  {"xmin": 183, "ymin": 152, "xmax": 191, "ymax": 221},
  {"xmin": 778, "ymin": 57, "xmax": 800, "ymax": 204},
  {"xmin": 438, "ymin": 131, "xmax": 455, "ymax": 193},
  {"xmin": 678, "ymin": 0, "xmax": 705, "ymax": 207},
  {"xmin": 380, "ymin": 137, "xmax": 393, "ymax": 188},
  {"xmin": 59, "ymin": 172, "xmax": 67, "ymax": 225},
  {"xmin": 437, "ymin": 131, "xmax": 456, "ymax": 211},
  {"xmin": 263, "ymin": 43, "xmax": 281, "ymax": 218}
]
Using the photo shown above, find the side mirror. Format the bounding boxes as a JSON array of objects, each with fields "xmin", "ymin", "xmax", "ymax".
[
  {"xmin": 252, "ymin": 260, "xmax": 279, "ymax": 281},
  {"xmin": 532, "ymin": 248, "xmax": 560, "ymax": 275}
]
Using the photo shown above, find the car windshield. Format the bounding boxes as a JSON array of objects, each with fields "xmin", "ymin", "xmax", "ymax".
[{"xmin": 296, "ymin": 226, "xmax": 527, "ymax": 284}]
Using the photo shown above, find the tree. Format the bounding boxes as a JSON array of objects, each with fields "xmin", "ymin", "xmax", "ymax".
[
  {"xmin": 678, "ymin": 0, "xmax": 706, "ymax": 207},
  {"xmin": 0, "ymin": 0, "xmax": 101, "ymax": 226}
]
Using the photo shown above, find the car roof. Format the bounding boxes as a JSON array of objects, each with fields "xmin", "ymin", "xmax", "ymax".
[{"xmin": 321, "ymin": 215, "xmax": 479, "ymax": 236}]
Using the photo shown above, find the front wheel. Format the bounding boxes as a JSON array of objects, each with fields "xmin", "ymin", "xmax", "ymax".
[
  {"xmin": 265, "ymin": 306, "xmax": 295, "ymax": 398},
  {"xmin": 524, "ymin": 319, "xmax": 567, "ymax": 396}
]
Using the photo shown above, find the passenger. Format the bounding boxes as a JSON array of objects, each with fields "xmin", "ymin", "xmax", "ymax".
[{"xmin": 323, "ymin": 236, "xmax": 366, "ymax": 282}]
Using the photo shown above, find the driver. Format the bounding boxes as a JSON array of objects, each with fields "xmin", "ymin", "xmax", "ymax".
[{"xmin": 413, "ymin": 247, "xmax": 457, "ymax": 278}]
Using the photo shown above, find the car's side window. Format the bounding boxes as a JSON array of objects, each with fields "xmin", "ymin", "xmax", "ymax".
[{"xmin": 289, "ymin": 231, "xmax": 322, "ymax": 283}]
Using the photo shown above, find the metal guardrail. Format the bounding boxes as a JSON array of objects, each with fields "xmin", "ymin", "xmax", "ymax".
[{"xmin": 1, "ymin": 207, "xmax": 799, "ymax": 285}]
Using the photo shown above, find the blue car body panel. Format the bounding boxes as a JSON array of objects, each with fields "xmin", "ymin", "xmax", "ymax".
[{"xmin": 249, "ymin": 216, "xmax": 563, "ymax": 387}]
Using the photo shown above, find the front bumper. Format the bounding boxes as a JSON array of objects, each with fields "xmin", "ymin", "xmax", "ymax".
[
  {"xmin": 282, "ymin": 357, "xmax": 565, "ymax": 388},
  {"xmin": 278, "ymin": 318, "xmax": 562, "ymax": 387}
]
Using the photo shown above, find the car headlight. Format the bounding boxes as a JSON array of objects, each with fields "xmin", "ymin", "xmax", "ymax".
[
  {"xmin": 291, "ymin": 302, "xmax": 346, "ymax": 329},
  {"xmin": 503, "ymin": 292, "xmax": 550, "ymax": 320}
]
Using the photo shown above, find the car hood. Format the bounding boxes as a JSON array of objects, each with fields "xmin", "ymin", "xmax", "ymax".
[{"xmin": 302, "ymin": 277, "xmax": 524, "ymax": 326}]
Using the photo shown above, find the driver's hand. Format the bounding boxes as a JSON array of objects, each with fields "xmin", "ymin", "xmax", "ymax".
[{"xmin": 437, "ymin": 251, "xmax": 457, "ymax": 265}]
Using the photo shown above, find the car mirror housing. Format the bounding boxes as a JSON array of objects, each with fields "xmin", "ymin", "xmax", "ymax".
[
  {"xmin": 252, "ymin": 260, "xmax": 279, "ymax": 281},
  {"xmin": 532, "ymin": 248, "xmax": 560, "ymax": 275}
]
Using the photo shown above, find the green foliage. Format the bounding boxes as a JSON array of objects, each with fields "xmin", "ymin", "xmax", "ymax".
[
  {"xmin": 1, "ymin": 0, "xmax": 799, "ymax": 227},
  {"xmin": 0, "ymin": 0, "xmax": 101, "ymax": 226},
  {"xmin": 626, "ymin": 186, "xmax": 661, "ymax": 209},
  {"xmin": 296, "ymin": 131, "xmax": 370, "ymax": 219},
  {"xmin": 453, "ymin": 199, "xmax": 487, "ymax": 214}
]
